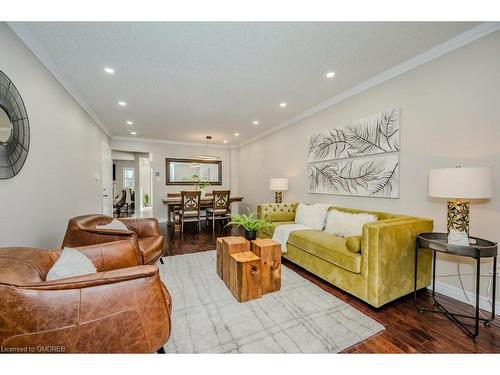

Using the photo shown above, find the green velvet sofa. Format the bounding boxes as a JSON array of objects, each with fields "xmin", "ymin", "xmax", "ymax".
[{"xmin": 256, "ymin": 203, "xmax": 433, "ymax": 308}]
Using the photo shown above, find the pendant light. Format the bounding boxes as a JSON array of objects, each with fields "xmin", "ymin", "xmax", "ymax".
[{"xmin": 197, "ymin": 136, "xmax": 220, "ymax": 161}]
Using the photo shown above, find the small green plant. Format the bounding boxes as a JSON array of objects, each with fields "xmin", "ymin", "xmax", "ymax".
[
  {"xmin": 227, "ymin": 209, "xmax": 272, "ymax": 232},
  {"xmin": 190, "ymin": 174, "xmax": 210, "ymax": 190},
  {"xmin": 143, "ymin": 193, "xmax": 150, "ymax": 206}
]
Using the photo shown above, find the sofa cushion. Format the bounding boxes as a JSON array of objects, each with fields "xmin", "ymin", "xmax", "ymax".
[
  {"xmin": 288, "ymin": 230, "xmax": 361, "ymax": 273},
  {"xmin": 260, "ymin": 221, "xmax": 295, "ymax": 237}
]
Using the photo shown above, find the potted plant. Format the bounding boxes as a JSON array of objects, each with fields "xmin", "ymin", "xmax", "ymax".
[
  {"xmin": 143, "ymin": 193, "xmax": 150, "ymax": 207},
  {"xmin": 227, "ymin": 209, "xmax": 272, "ymax": 241},
  {"xmin": 191, "ymin": 174, "xmax": 210, "ymax": 198}
]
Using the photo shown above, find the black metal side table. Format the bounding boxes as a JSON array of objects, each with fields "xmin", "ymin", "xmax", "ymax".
[{"xmin": 414, "ymin": 232, "xmax": 497, "ymax": 338}]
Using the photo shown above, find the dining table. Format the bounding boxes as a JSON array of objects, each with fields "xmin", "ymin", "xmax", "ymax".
[{"xmin": 162, "ymin": 195, "xmax": 244, "ymax": 225}]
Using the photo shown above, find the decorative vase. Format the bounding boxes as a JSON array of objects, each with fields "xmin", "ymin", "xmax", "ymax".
[{"xmin": 244, "ymin": 230, "xmax": 257, "ymax": 241}]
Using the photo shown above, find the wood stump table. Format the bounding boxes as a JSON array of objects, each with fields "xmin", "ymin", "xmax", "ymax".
[{"xmin": 216, "ymin": 236, "xmax": 281, "ymax": 302}]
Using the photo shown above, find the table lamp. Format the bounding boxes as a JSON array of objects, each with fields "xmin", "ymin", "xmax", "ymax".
[
  {"xmin": 428, "ymin": 166, "xmax": 493, "ymax": 234},
  {"xmin": 269, "ymin": 178, "xmax": 288, "ymax": 203}
]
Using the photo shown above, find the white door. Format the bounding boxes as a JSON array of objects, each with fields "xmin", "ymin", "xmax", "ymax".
[{"xmin": 101, "ymin": 142, "xmax": 113, "ymax": 216}]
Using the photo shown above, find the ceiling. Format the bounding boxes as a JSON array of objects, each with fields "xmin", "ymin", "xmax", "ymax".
[{"xmin": 10, "ymin": 22, "xmax": 479, "ymax": 145}]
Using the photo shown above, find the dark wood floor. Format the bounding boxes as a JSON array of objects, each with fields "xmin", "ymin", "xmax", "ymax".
[{"xmin": 161, "ymin": 221, "xmax": 500, "ymax": 353}]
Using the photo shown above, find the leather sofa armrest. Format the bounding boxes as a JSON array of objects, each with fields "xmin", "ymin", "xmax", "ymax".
[
  {"xmin": 257, "ymin": 203, "xmax": 298, "ymax": 222},
  {"xmin": 25, "ymin": 265, "xmax": 158, "ymax": 290},
  {"xmin": 51, "ymin": 239, "xmax": 142, "ymax": 272},
  {"xmin": 119, "ymin": 217, "xmax": 161, "ymax": 238},
  {"xmin": 361, "ymin": 217, "xmax": 434, "ymax": 307}
]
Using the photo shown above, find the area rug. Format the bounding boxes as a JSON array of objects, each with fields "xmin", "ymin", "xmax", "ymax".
[{"xmin": 159, "ymin": 251, "xmax": 384, "ymax": 353}]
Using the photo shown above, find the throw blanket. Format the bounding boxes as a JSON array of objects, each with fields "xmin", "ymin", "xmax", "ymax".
[{"xmin": 272, "ymin": 224, "xmax": 311, "ymax": 253}]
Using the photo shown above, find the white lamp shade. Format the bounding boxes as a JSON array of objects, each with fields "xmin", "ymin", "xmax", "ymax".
[
  {"xmin": 269, "ymin": 178, "xmax": 288, "ymax": 191},
  {"xmin": 428, "ymin": 167, "xmax": 493, "ymax": 199}
]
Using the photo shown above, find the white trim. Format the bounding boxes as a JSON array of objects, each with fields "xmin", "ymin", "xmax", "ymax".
[
  {"xmin": 431, "ymin": 280, "xmax": 499, "ymax": 315},
  {"xmin": 238, "ymin": 22, "xmax": 500, "ymax": 148},
  {"xmin": 112, "ymin": 135, "xmax": 230, "ymax": 149},
  {"xmin": 157, "ymin": 218, "xmax": 167, "ymax": 223},
  {"xmin": 7, "ymin": 22, "xmax": 112, "ymax": 137}
]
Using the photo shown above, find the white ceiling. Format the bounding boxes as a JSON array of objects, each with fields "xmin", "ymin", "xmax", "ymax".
[{"xmin": 10, "ymin": 22, "xmax": 479, "ymax": 145}]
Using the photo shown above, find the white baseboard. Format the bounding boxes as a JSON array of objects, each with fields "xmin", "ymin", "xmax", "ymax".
[
  {"xmin": 157, "ymin": 218, "xmax": 167, "ymax": 223},
  {"xmin": 430, "ymin": 281, "xmax": 499, "ymax": 315}
]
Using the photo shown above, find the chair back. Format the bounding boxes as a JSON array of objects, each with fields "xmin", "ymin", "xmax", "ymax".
[
  {"xmin": 114, "ymin": 190, "xmax": 126, "ymax": 207},
  {"xmin": 124, "ymin": 188, "xmax": 133, "ymax": 204},
  {"xmin": 181, "ymin": 191, "xmax": 201, "ymax": 212},
  {"xmin": 212, "ymin": 190, "xmax": 230, "ymax": 211}
]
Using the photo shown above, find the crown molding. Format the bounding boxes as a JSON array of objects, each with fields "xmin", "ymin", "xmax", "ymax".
[
  {"xmin": 238, "ymin": 22, "xmax": 500, "ymax": 148},
  {"xmin": 7, "ymin": 22, "xmax": 112, "ymax": 138},
  {"xmin": 111, "ymin": 135, "xmax": 231, "ymax": 149}
]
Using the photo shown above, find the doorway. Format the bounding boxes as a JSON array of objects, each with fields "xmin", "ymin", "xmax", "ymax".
[
  {"xmin": 101, "ymin": 142, "xmax": 113, "ymax": 216},
  {"xmin": 139, "ymin": 156, "xmax": 153, "ymax": 211}
]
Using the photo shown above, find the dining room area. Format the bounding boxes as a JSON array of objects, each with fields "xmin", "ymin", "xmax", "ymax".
[
  {"xmin": 109, "ymin": 135, "xmax": 245, "ymax": 254},
  {"xmin": 162, "ymin": 156, "xmax": 243, "ymax": 232},
  {"xmin": 159, "ymin": 156, "xmax": 244, "ymax": 255}
]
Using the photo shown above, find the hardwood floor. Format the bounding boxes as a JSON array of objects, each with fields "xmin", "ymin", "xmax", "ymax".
[{"xmin": 161, "ymin": 221, "xmax": 500, "ymax": 353}]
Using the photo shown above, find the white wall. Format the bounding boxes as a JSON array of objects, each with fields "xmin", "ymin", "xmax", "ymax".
[
  {"xmin": 0, "ymin": 23, "xmax": 109, "ymax": 248},
  {"xmin": 110, "ymin": 138, "xmax": 235, "ymax": 219},
  {"xmin": 237, "ymin": 30, "xmax": 500, "ymax": 306}
]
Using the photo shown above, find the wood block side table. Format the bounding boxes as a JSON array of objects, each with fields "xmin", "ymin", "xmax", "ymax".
[
  {"xmin": 228, "ymin": 251, "xmax": 263, "ymax": 302},
  {"xmin": 217, "ymin": 236, "xmax": 282, "ymax": 303}
]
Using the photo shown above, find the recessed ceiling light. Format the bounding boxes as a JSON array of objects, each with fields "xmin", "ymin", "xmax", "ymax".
[
  {"xmin": 326, "ymin": 71, "xmax": 336, "ymax": 78},
  {"xmin": 130, "ymin": 131, "xmax": 137, "ymax": 135},
  {"xmin": 234, "ymin": 133, "xmax": 240, "ymax": 137},
  {"xmin": 118, "ymin": 101, "xmax": 127, "ymax": 106},
  {"xmin": 126, "ymin": 121, "xmax": 133, "ymax": 125},
  {"xmin": 104, "ymin": 67, "xmax": 115, "ymax": 74},
  {"xmin": 223, "ymin": 140, "xmax": 228, "ymax": 144},
  {"xmin": 252, "ymin": 121, "xmax": 259, "ymax": 125},
  {"xmin": 280, "ymin": 102, "xmax": 287, "ymax": 108}
]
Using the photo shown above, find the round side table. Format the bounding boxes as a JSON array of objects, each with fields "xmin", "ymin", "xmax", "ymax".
[{"xmin": 414, "ymin": 232, "xmax": 497, "ymax": 338}]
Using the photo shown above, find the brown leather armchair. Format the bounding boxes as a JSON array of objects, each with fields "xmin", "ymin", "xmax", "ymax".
[
  {"xmin": 62, "ymin": 214, "xmax": 164, "ymax": 265},
  {"xmin": 0, "ymin": 240, "xmax": 172, "ymax": 353}
]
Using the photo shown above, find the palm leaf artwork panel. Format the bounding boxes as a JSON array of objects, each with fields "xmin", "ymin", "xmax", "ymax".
[
  {"xmin": 308, "ymin": 107, "xmax": 400, "ymax": 162},
  {"xmin": 308, "ymin": 154, "xmax": 400, "ymax": 198}
]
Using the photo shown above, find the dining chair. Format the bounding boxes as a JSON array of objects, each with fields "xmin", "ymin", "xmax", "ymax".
[
  {"xmin": 113, "ymin": 190, "xmax": 126, "ymax": 217},
  {"xmin": 179, "ymin": 191, "xmax": 201, "ymax": 233},
  {"xmin": 206, "ymin": 190, "xmax": 231, "ymax": 231}
]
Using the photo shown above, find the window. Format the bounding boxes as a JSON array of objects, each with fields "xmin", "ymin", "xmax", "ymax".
[{"xmin": 123, "ymin": 168, "xmax": 135, "ymax": 189}]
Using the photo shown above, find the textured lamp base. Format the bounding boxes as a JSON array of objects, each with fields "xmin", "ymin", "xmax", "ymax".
[
  {"xmin": 447, "ymin": 200, "xmax": 470, "ymax": 234},
  {"xmin": 274, "ymin": 191, "xmax": 283, "ymax": 203}
]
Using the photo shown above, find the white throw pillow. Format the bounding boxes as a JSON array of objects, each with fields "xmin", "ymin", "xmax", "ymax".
[
  {"xmin": 311, "ymin": 203, "xmax": 331, "ymax": 230},
  {"xmin": 324, "ymin": 209, "xmax": 377, "ymax": 237},
  {"xmin": 295, "ymin": 203, "xmax": 313, "ymax": 227},
  {"xmin": 46, "ymin": 248, "xmax": 97, "ymax": 281},
  {"xmin": 294, "ymin": 203, "xmax": 330, "ymax": 230},
  {"xmin": 96, "ymin": 219, "xmax": 128, "ymax": 231}
]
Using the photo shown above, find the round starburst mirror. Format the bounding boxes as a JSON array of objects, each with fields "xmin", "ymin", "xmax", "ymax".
[{"xmin": 0, "ymin": 70, "xmax": 30, "ymax": 179}]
